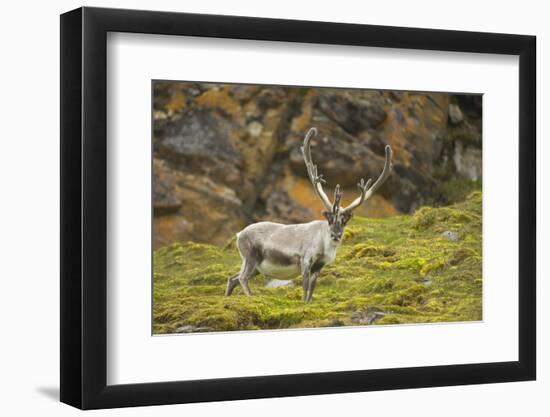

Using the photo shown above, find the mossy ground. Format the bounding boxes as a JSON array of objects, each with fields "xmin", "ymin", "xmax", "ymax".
[{"xmin": 153, "ymin": 192, "xmax": 482, "ymax": 334}]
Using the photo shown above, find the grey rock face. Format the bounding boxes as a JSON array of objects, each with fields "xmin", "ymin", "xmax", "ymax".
[
  {"xmin": 159, "ymin": 109, "xmax": 239, "ymax": 160},
  {"xmin": 156, "ymin": 108, "xmax": 247, "ymax": 198},
  {"xmin": 448, "ymin": 104, "xmax": 464, "ymax": 124},
  {"xmin": 453, "ymin": 142, "xmax": 482, "ymax": 181},
  {"xmin": 263, "ymin": 191, "xmax": 314, "ymax": 224},
  {"xmin": 288, "ymin": 128, "xmax": 388, "ymax": 188},
  {"xmin": 153, "ymin": 82, "xmax": 483, "ymax": 246},
  {"xmin": 153, "ymin": 165, "xmax": 182, "ymax": 215},
  {"xmin": 316, "ymin": 91, "xmax": 387, "ymax": 134}
]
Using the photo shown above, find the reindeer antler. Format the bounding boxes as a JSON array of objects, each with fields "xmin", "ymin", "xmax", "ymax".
[
  {"xmin": 332, "ymin": 184, "xmax": 343, "ymax": 215},
  {"xmin": 301, "ymin": 128, "xmax": 334, "ymax": 211},
  {"xmin": 302, "ymin": 127, "xmax": 393, "ymax": 214},
  {"xmin": 340, "ymin": 145, "xmax": 393, "ymax": 214}
]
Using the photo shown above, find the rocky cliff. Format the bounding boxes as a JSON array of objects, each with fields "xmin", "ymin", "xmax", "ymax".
[{"xmin": 153, "ymin": 82, "xmax": 482, "ymax": 248}]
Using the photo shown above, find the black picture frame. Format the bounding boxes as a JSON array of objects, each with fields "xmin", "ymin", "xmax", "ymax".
[{"xmin": 60, "ymin": 6, "xmax": 536, "ymax": 410}]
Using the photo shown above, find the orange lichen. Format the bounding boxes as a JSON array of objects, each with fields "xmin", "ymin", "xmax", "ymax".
[
  {"xmin": 288, "ymin": 178, "xmax": 326, "ymax": 219},
  {"xmin": 288, "ymin": 178, "xmax": 399, "ymax": 219},
  {"xmin": 165, "ymin": 90, "xmax": 186, "ymax": 114},
  {"xmin": 290, "ymin": 90, "xmax": 314, "ymax": 133},
  {"xmin": 195, "ymin": 87, "xmax": 242, "ymax": 117}
]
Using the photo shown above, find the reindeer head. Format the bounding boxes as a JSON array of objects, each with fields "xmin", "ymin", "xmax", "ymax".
[
  {"xmin": 301, "ymin": 127, "xmax": 393, "ymax": 242},
  {"xmin": 321, "ymin": 185, "xmax": 352, "ymax": 242}
]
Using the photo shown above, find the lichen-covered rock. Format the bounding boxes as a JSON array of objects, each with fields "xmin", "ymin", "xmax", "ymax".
[
  {"xmin": 156, "ymin": 108, "xmax": 247, "ymax": 193},
  {"xmin": 448, "ymin": 103, "xmax": 464, "ymax": 125},
  {"xmin": 453, "ymin": 142, "xmax": 482, "ymax": 181},
  {"xmin": 153, "ymin": 82, "xmax": 482, "ymax": 248},
  {"xmin": 260, "ymin": 190, "xmax": 314, "ymax": 224},
  {"xmin": 153, "ymin": 158, "xmax": 248, "ymax": 248},
  {"xmin": 153, "ymin": 162, "xmax": 181, "ymax": 215},
  {"xmin": 316, "ymin": 90, "xmax": 387, "ymax": 134},
  {"xmin": 153, "ymin": 83, "xmax": 292, "ymax": 247}
]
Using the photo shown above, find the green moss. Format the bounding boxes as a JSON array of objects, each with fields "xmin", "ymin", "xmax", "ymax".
[
  {"xmin": 437, "ymin": 177, "xmax": 482, "ymax": 205},
  {"xmin": 343, "ymin": 226, "xmax": 362, "ymax": 241},
  {"xmin": 347, "ymin": 243, "xmax": 396, "ymax": 259},
  {"xmin": 153, "ymin": 192, "xmax": 482, "ymax": 334}
]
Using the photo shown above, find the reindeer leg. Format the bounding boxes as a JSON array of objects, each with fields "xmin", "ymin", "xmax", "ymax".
[
  {"xmin": 238, "ymin": 260, "xmax": 257, "ymax": 296},
  {"xmin": 302, "ymin": 273, "xmax": 310, "ymax": 301},
  {"xmin": 224, "ymin": 274, "xmax": 240, "ymax": 297},
  {"xmin": 230, "ymin": 234, "xmax": 260, "ymax": 297},
  {"xmin": 307, "ymin": 273, "xmax": 319, "ymax": 302},
  {"xmin": 300, "ymin": 259, "xmax": 313, "ymax": 302}
]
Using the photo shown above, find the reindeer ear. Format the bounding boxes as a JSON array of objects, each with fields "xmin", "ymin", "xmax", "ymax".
[
  {"xmin": 342, "ymin": 212, "xmax": 353, "ymax": 224},
  {"xmin": 322, "ymin": 211, "xmax": 332, "ymax": 222}
]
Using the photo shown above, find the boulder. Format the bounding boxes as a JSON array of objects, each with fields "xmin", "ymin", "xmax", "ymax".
[
  {"xmin": 265, "ymin": 279, "xmax": 294, "ymax": 289},
  {"xmin": 260, "ymin": 190, "xmax": 314, "ymax": 224},
  {"xmin": 441, "ymin": 230, "xmax": 460, "ymax": 242},
  {"xmin": 153, "ymin": 158, "xmax": 248, "ymax": 248},
  {"xmin": 156, "ymin": 108, "xmax": 246, "ymax": 192},
  {"xmin": 448, "ymin": 103, "xmax": 464, "ymax": 124},
  {"xmin": 453, "ymin": 142, "xmax": 482, "ymax": 181},
  {"xmin": 315, "ymin": 90, "xmax": 387, "ymax": 134},
  {"xmin": 351, "ymin": 308, "xmax": 386, "ymax": 325}
]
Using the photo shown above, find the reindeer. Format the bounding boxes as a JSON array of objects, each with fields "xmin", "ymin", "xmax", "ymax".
[{"xmin": 225, "ymin": 127, "xmax": 393, "ymax": 302}]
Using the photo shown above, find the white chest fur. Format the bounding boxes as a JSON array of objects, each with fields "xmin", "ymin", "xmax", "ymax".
[{"xmin": 321, "ymin": 240, "xmax": 339, "ymax": 265}]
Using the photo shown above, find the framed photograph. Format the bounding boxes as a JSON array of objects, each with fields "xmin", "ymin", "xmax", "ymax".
[{"xmin": 60, "ymin": 6, "xmax": 536, "ymax": 409}]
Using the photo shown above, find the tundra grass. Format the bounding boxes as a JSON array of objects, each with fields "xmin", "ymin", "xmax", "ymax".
[{"xmin": 153, "ymin": 192, "xmax": 482, "ymax": 334}]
